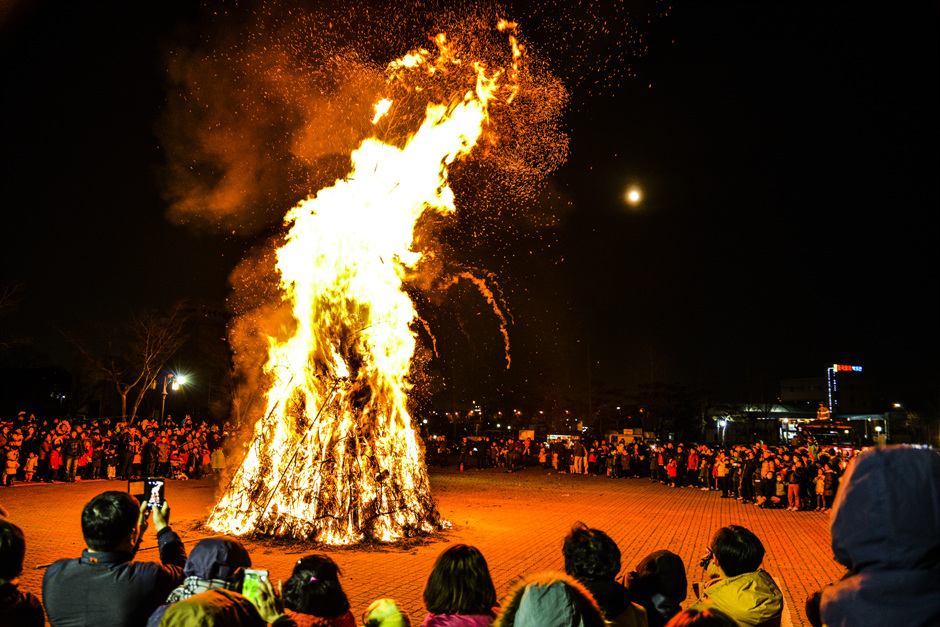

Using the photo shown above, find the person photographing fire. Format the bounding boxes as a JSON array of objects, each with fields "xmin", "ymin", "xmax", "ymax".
[{"xmin": 42, "ymin": 490, "xmax": 187, "ymax": 626}]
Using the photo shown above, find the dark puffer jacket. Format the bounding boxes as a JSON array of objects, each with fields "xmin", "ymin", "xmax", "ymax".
[{"xmin": 820, "ymin": 446, "xmax": 940, "ymax": 627}]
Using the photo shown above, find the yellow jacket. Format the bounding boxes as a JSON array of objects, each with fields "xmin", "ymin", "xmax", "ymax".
[{"xmin": 690, "ymin": 569, "xmax": 782, "ymax": 627}]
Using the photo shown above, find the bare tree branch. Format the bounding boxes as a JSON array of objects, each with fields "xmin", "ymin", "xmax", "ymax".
[{"xmin": 58, "ymin": 302, "xmax": 190, "ymax": 422}]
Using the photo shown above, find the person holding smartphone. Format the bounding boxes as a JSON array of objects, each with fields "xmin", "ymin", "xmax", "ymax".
[
  {"xmin": 42, "ymin": 491, "xmax": 187, "ymax": 627},
  {"xmin": 158, "ymin": 567, "xmax": 296, "ymax": 627}
]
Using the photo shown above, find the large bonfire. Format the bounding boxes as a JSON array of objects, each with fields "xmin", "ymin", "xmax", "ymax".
[{"xmin": 206, "ymin": 21, "xmax": 531, "ymax": 544}]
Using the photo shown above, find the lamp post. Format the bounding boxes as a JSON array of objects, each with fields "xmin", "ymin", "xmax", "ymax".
[{"xmin": 160, "ymin": 373, "xmax": 187, "ymax": 423}]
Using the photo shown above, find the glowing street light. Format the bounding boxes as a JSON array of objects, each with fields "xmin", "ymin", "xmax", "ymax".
[
  {"xmin": 160, "ymin": 372, "xmax": 186, "ymax": 421},
  {"xmin": 624, "ymin": 186, "xmax": 642, "ymax": 207}
]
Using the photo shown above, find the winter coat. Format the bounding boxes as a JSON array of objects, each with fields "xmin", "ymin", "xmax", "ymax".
[
  {"xmin": 5, "ymin": 448, "xmax": 19, "ymax": 475},
  {"xmin": 420, "ymin": 613, "xmax": 493, "ymax": 627},
  {"xmin": 819, "ymin": 446, "xmax": 940, "ymax": 627},
  {"xmin": 289, "ymin": 610, "xmax": 355, "ymax": 627},
  {"xmin": 0, "ymin": 582, "xmax": 44, "ymax": 627},
  {"xmin": 690, "ymin": 569, "xmax": 782, "ymax": 627},
  {"xmin": 63, "ymin": 436, "xmax": 83, "ymax": 459},
  {"xmin": 626, "ymin": 550, "xmax": 687, "ymax": 627},
  {"xmin": 43, "ymin": 527, "xmax": 187, "ymax": 627},
  {"xmin": 494, "ymin": 571, "xmax": 606, "ymax": 627},
  {"xmin": 822, "ymin": 468, "xmax": 838, "ymax": 497},
  {"xmin": 579, "ymin": 578, "xmax": 647, "ymax": 627},
  {"xmin": 148, "ymin": 535, "xmax": 255, "ymax": 623},
  {"xmin": 158, "ymin": 588, "xmax": 296, "ymax": 627},
  {"xmin": 714, "ymin": 459, "xmax": 730, "ymax": 478}
]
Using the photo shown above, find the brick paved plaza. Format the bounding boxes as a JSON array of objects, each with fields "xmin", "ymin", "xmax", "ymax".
[{"xmin": 4, "ymin": 466, "xmax": 843, "ymax": 627}]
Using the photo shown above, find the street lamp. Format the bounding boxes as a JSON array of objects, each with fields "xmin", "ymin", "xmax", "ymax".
[{"xmin": 160, "ymin": 372, "xmax": 186, "ymax": 423}]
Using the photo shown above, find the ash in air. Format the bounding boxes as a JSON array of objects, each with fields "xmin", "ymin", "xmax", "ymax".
[{"xmin": 187, "ymin": 9, "xmax": 568, "ymax": 543}]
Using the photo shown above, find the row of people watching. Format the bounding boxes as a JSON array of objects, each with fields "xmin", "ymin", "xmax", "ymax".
[
  {"xmin": 1, "ymin": 413, "xmax": 229, "ymax": 485},
  {"xmin": 442, "ymin": 436, "xmax": 852, "ymax": 513},
  {"xmin": 2, "ymin": 445, "xmax": 936, "ymax": 627}
]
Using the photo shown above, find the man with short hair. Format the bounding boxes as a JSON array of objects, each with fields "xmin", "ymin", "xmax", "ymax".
[
  {"xmin": 562, "ymin": 521, "xmax": 648, "ymax": 627},
  {"xmin": 691, "ymin": 525, "xmax": 782, "ymax": 627},
  {"xmin": 42, "ymin": 490, "xmax": 187, "ymax": 626}
]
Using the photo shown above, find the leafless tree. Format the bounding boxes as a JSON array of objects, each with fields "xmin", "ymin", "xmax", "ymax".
[{"xmin": 63, "ymin": 303, "xmax": 189, "ymax": 423}]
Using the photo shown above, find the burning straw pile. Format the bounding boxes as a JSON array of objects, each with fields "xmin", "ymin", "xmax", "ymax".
[{"xmin": 205, "ymin": 20, "xmax": 552, "ymax": 545}]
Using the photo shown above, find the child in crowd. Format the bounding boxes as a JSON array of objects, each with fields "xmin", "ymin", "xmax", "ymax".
[
  {"xmin": 699, "ymin": 456, "xmax": 713, "ymax": 491},
  {"xmin": 4, "ymin": 447, "xmax": 20, "ymax": 486},
  {"xmin": 23, "ymin": 451, "xmax": 38, "ymax": 483},
  {"xmin": 284, "ymin": 554, "xmax": 356, "ymax": 627},
  {"xmin": 666, "ymin": 458, "xmax": 679, "ymax": 487},
  {"xmin": 48, "ymin": 443, "xmax": 61, "ymax": 481},
  {"xmin": 813, "ymin": 467, "xmax": 826, "ymax": 511},
  {"xmin": 210, "ymin": 447, "xmax": 225, "ymax": 474},
  {"xmin": 105, "ymin": 445, "xmax": 118, "ymax": 480}
]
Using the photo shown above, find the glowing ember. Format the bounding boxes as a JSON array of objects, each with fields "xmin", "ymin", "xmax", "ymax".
[{"xmin": 206, "ymin": 23, "xmax": 524, "ymax": 544}]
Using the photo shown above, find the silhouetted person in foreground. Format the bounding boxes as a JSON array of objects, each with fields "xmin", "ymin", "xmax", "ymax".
[
  {"xmin": 42, "ymin": 490, "xmax": 186, "ymax": 627},
  {"xmin": 627, "ymin": 550, "xmax": 687, "ymax": 627},
  {"xmin": 0, "ymin": 519, "xmax": 44, "ymax": 627},
  {"xmin": 806, "ymin": 446, "xmax": 940, "ymax": 627},
  {"xmin": 562, "ymin": 522, "xmax": 648, "ymax": 627}
]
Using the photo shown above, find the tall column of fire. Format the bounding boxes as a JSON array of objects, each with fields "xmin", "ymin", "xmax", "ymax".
[{"xmin": 206, "ymin": 25, "xmax": 524, "ymax": 544}]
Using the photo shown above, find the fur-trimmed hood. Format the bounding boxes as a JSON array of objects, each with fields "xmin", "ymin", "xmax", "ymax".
[{"xmin": 494, "ymin": 572, "xmax": 606, "ymax": 627}]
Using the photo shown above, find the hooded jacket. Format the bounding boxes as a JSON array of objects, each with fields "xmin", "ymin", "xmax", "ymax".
[
  {"xmin": 626, "ymin": 550, "xmax": 687, "ymax": 627},
  {"xmin": 690, "ymin": 569, "xmax": 782, "ymax": 627},
  {"xmin": 493, "ymin": 572, "xmax": 606, "ymax": 627},
  {"xmin": 578, "ymin": 578, "xmax": 647, "ymax": 627},
  {"xmin": 158, "ymin": 589, "xmax": 296, "ymax": 627},
  {"xmin": 819, "ymin": 446, "xmax": 940, "ymax": 627},
  {"xmin": 148, "ymin": 538, "xmax": 252, "ymax": 627}
]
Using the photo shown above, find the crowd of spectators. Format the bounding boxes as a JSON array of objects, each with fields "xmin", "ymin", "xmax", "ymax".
[
  {"xmin": 0, "ymin": 411, "xmax": 230, "ymax": 487},
  {"xmin": 439, "ymin": 436, "xmax": 853, "ymax": 513},
  {"xmin": 1, "ymin": 445, "xmax": 937, "ymax": 626}
]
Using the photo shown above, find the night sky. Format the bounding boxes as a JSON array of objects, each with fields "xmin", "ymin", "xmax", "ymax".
[{"xmin": 2, "ymin": 1, "xmax": 938, "ymax": 413}]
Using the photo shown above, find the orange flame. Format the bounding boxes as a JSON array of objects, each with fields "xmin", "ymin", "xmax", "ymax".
[{"xmin": 206, "ymin": 24, "xmax": 521, "ymax": 544}]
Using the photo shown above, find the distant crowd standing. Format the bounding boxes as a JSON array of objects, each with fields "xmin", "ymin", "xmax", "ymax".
[
  {"xmin": 438, "ymin": 435, "xmax": 853, "ymax": 513},
  {"xmin": 2, "ymin": 445, "xmax": 936, "ymax": 627},
  {"xmin": 0, "ymin": 411, "xmax": 230, "ymax": 487}
]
